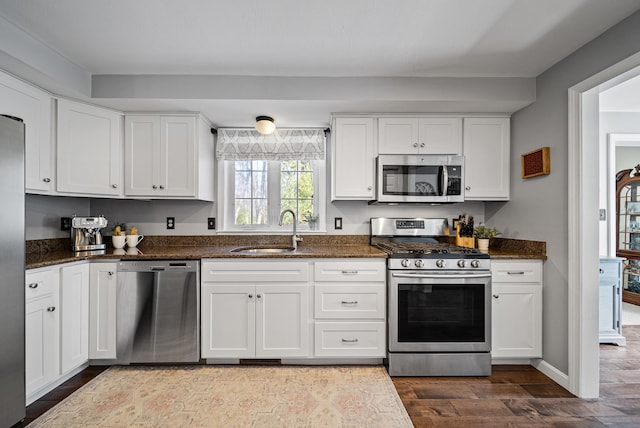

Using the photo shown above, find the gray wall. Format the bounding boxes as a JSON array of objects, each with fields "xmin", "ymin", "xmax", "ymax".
[
  {"xmin": 26, "ymin": 194, "xmax": 89, "ymax": 240},
  {"xmin": 486, "ymin": 11, "xmax": 640, "ymax": 374}
]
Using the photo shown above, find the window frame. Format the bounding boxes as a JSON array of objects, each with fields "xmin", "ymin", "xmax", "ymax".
[{"xmin": 219, "ymin": 158, "xmax": 326, "ymax": 233}]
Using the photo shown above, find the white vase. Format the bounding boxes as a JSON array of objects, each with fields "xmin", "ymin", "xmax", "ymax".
[{"xmin": 477, "ymin": 238, "xmax": 490, "ymax": 253}]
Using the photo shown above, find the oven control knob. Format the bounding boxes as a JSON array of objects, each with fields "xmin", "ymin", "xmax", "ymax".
[
  {"xmin": 414, "ymin": 259, "xmax": 424, "ymax": 268},
  {"xmin": 471, "ymin": 260, "xmax": 480, "ymax": 268},
  {"xmin": 436, "ymin": 259, "xmax": 446, "ymax": 268},
  {"xmin": 401, "ymin": 259, "xmax": 411, "ymax": 268},
  {"xmin": 457, "ymin": 259, "xmax": 466, "ymax": 268}
]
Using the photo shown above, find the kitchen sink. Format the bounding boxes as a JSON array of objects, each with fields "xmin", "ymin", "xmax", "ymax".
[{"xmin": 230, "ymin": 246, "xmax": 296, "ymax": 254}]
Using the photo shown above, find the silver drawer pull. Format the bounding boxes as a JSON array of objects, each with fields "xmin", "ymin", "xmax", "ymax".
[
  {"xmin": 507, "ymin": 271, "xmax": 525, "ymax": 275},
  {"xmin": 599, "ymin": 269, "xmax": 604, "ymax": 274},
  {"xmin": 341, "ymin": 270, "xmax": 358, "ymax": 275},
  {"xmin": 47, "ymin": 306, "xmax": 56, "ymax": 312},
  {"xmin": 493, "ymin": 294, "xmax": 500, "ymax": 299},
  {"xmin": 43, "ymin": 177, "xmax": 51, "ymax": 183},
  {"xmin": 341, "ymin": 300, "xmax": 358, "ymax": 305},
  {"xmin": 341, "ymin": 338, "xmax": 358, "ymax": 343},
  {"xmin": 28, "ymin": 283, "xmax": 38, "ymax": 289}
]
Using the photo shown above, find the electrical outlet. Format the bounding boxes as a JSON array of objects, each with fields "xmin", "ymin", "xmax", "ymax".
[
  {"xmin": 334, "ymin": 217, "xmax": 343, "ymax": 230},
  {"xmin": 60, "ymin": 217, "xmax": 71, "ymax": 231},
  {"xmin": 167, "ymin": 217, "xmax": 175, "ymax": 229},
  {"xmin": 207, "ymin": 217, "xmax": 216, "ymax": 230}
]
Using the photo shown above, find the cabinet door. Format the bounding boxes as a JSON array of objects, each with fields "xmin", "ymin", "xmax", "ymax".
[
  {"xmin": 60, "ymin": 263, "xmax": 90, "ymax": 374},
  {"xmin": 159, "ymin": 116, "xmax": 196, "ymax": 197},
  {"xmin": 463, "ymin": 117, "xmax": 510, "ymax": 200},
  {"xmin": 491, "ymin": 284, "xmax": 542, "ymax": 358},
  {"xmin": 378, "ymin": 117, "xmax": 418, "ymax": 154},
  {"xmin": 89, "ymin": 263, "xmax": 117, "ymax": 359},
  {"xmin": 201, "ymin": 284, "xmax": 255, "ymax": 358},
  {"xmin": 332, "ymin": 117, "xmax": 375, "ymax": 200},
  {"xmin": 599, "ymin": 279, "xmax": 619, "ymax": 335},
  {"xmin": 256, "ymin": 284, "xmax": 309, "ymax": 357},
  {"xmin": 0, "ymin": 72, "xmax": 53, "ymax": 193},
  {"xmin": 25, "ymin": 294, "xmax": 59, "ymax": 396},
  {"xmin": 57, "ymin": 99, "xmax": 122, "ymax": 196},
  {"xmin": 417, "ymin": 118, "xmax": 462, "ymax": 154},
  {"xmin": 125, "ymin": 115, "xmax": 160, "ymax": 196}
]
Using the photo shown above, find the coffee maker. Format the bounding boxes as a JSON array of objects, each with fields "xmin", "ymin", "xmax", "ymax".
[{"xmin": 71, "ymin": 216, "xmax": 108, "ymax": 254}]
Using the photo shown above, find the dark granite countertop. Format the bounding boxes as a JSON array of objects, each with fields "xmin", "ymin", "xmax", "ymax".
[{"xmin": 26, "ymin": 235, "xmax": 546, "ymax": 270}]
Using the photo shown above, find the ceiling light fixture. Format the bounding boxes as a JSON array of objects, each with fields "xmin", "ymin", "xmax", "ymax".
[{"xmin": 255, "ymin": 116, "xmax": 276, "ymax": 135}]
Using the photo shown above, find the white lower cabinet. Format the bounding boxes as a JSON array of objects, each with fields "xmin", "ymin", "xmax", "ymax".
[
  {"xmin": 25, "ymin": 267, "xmax": 60, "ymax": 400},
  {"xmin": 599, "ymin": 258, "xmax": 625, "ymax": 345},
  {"xmin": 89, "ymin": 262, "xmax": 118, "ymax": 359},
  {"xmin": 491, "ymin": 260, "xmax": 543, "ymax": 359},
  {"xmin": 313, "ymin": 260, "xmax": 386, "ymax": 357},
  {"xmin": 60, "ymin": 263, "xmax": 90, "ymax": 374},
  {"xmin": 201, "ymin": 260, "xmax": 310, "ymax": 359}
]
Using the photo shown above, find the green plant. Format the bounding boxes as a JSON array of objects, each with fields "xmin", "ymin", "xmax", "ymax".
[
  {"xmin": 303, "ymin": 212, "xmax": 318, "ymax": 224},
  {"xmin": 474, "ymin": 225, "xmax": 499, "ymax": 239}
]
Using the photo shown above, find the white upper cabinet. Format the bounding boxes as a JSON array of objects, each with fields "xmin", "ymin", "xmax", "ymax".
[
  {"xmin": 124, "ymin": 114, "xmax": 214, "ymax": 200},
  {"xmin": 331, "ymin": 117, "xmax": 376, "ymax": 200},
  {"xmin": 0, "ymin": 71, "xmax": 54, "ymax": 193},
  {"xmin": 57, "ymin": 99, "xmax": 123, "ymax": 196},
  {"xmin": 463, "ymin": 117, "xmax": 510, "ymax": 200},
  {"xmin": 378, "ymin": 117, "xmax": 462, "ymax": 155}
]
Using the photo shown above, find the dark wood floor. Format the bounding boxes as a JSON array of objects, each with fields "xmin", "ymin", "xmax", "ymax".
[
  {"xmin": 16, "ymin": 326, "xmax": 640, "ymax": 427},
  {"xmin": 394, "ymin": 325, "xmax": 640, "ymax": 427}
]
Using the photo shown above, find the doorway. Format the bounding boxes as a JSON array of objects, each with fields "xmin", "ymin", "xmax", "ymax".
[{"xmin": 569, "ymin": 52, "xmax": 640, "ymax": 398}]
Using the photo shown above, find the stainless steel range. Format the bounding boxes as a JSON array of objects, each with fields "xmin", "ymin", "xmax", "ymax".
[{"xmin": 371, "ymin": 217, "xmax": 492, "ymax": 376}]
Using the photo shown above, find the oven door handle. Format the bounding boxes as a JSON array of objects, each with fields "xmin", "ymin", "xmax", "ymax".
[{"xmin": 391, "ymin": 272, "xmax": 492, "ymax": 279}]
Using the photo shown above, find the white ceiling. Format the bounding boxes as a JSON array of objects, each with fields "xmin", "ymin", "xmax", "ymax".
[{"xmin": 1, "ymin": 0, "xmax": 640, "ymax": 125}]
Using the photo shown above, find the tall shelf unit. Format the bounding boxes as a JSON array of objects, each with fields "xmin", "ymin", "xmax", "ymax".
[{"xmin": 616, "ymin": 166, "xmax": 640, "ymax": 306}]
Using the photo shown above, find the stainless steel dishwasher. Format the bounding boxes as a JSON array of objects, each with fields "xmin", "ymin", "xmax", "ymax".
[{"xmin": 116, "ymin": 260, "xmax": 200, "ymax": 364}]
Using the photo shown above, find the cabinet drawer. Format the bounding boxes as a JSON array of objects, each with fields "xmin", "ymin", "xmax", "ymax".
[
  {"xmin": 25, "ymin": 270, "xmax": 57, "ymax": 301},
  {"xmin": 599, "ymin": 260, "xmax": 621, "ymax": 280},
  {"xmin": 202, "ymin": 260, "xmax": 309, "ymax": 283},
  {"xmin": 314, "ymin": 322, "xmax": 386, "ymax": 357},
  {"xmin": 314, "ymin": 284, "xmax": 385, "ymax": 319},
  {"xmin": 492, "ymin": 261, "xmax": 542, "ymax": 283},
  {"xmin": 314, "ymin": 261, "xmax": 385, "ymax": 282}
]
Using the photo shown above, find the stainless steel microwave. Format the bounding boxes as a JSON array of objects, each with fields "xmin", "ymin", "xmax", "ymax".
[{"xmin": 373, "ymin": 154, "xmax": 464, "ymax": 203}]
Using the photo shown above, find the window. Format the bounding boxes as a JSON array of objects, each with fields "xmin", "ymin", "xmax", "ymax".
[
  {"xmin": 221, "ymin": 159, "xmax": 325, "ymax": 231},
  {"xmin": 217, "ymin": 128, "xmax": 326, "ymax": 232}
]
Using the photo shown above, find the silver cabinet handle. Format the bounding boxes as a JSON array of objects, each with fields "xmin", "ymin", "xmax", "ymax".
[
  {"xmin": 159, "ymin": 185, "xmax": 165, "ymax": 189},
  {"xmin": 599, "ymin": 268, "xmax": 604, "ymax": 274},
  {"xmin": 28, "ymin": 283, "xmax": 38, "ymax": 289},
  {"xmin": 507, "ymin": 271, "xmax": 526, "ymax": 275},
  {"xmin": 341, "ymin": 270, "xmax": 358, "ymax": 275},
  {"xmin": 341, "ymin": 338, "xmax": 358, "ymax": 343},
  {"xmin": 367, "ymin": 186, "xmax": 372, "ymax": 190},
  {"xmin": 248, "ymin": 294, "xmax": 253, "ymax": 299},
  {"xmin": 108, "ymin": 271, "xmax": 114, "ymax": 276},
  {"xmin": 257, "ymin": 294, "xmax": 262, "ymax": 299},
  {"xmin": 413, "ymin": 142, "xmax": 418, "ymax": 147},
  {"xmin": 112, "ymin": 184, "xmax": 118, "ymax": 188},
  {"xmin": 465, "ymin": 186, "xmax": 471, "ymax": 190},
  {"xmin": 341, "ymin": 300, "xmax": 358, "ymax": 305},
  {"xmin": 152, "ymin": 185, "xmax": 158, "ymax": 189},
  {"xmin": 493, "ymin": 294, "xmax": 500, "ymax": 299},
  {"xmin": 47, "ymin": 306, "xmax": 56, "ymax": 312},
  {"xmin": 43, "ymin": 177, "xmax": 51, "ymax": 183},
  {"xmin": 420, "ymin": 142, "xmax": 425, "ymax": 147}
]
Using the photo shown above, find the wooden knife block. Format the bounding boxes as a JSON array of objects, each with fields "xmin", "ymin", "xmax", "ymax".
[{"xmin": 455, "ymin": 224, "xmax": 475, "ymax": 248}]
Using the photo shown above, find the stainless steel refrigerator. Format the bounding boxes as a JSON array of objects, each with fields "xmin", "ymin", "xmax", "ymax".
[{"xmin": 0, "ymin": 114, "xmax": 26, "ymax": 426}]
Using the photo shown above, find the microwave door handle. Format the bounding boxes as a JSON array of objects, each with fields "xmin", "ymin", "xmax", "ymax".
[{"xmin": 441, "ymin": 166, "xmax": 448, "ymax": 196}]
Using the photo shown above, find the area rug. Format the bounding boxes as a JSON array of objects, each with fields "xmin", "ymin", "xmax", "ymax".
[{"xmin": 28, "ymin": 365, "xmax": 413, "ymax": 427}]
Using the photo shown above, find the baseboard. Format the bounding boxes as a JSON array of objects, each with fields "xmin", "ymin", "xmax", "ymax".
[
  {"xmin": 532, "ymin": 358, "xmax": 570, "ymax": 390},
  {"xmin": 26, "ymin": 362, "xmax": 89, "ymax": 405}
]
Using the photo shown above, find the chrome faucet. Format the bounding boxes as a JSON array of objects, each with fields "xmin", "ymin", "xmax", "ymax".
[{"xmin": 279, "ymin": 209, "xmax": 303, "ymax": 250}]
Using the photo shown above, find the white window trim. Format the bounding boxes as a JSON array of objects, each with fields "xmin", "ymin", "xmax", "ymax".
[{"xmin": 217, "ymin": 159, "xmax": 326, "ymax": 233}]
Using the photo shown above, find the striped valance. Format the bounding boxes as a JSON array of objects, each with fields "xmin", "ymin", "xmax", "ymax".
[{"xmin": 216, "ymin": 129, "xmax": 325, "ymax": 161}]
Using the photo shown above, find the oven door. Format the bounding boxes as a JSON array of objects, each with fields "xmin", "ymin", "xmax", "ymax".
[{"xmin": 388, "ymin": 270, "xmax": 491, "ymax": 353}]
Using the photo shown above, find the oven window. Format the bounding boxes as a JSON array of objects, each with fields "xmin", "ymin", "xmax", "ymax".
[{"xmin": 397, "ymin": 283, "xmax": 485, "ymax": 342}]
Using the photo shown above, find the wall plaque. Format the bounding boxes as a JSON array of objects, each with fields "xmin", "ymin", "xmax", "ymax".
[{"xmin": 521, "ymin": 147, "xmax": 550, "ymax": 179}]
